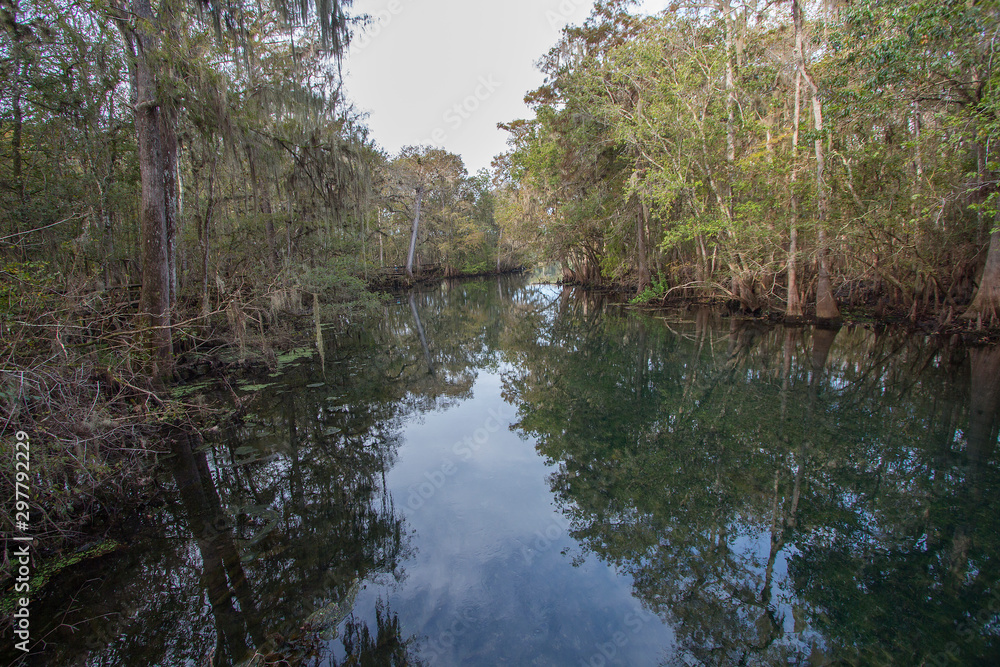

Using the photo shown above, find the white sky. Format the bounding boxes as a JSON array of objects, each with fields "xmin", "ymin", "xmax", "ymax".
[{"xmin": 342, "ymin": 0, "xmax": 669, "ymax": 175}]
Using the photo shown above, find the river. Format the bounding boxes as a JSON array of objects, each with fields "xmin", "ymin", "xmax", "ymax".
[{"xmin": 10, "ymin": 276, "xmax": 1000, "ymax": 665}]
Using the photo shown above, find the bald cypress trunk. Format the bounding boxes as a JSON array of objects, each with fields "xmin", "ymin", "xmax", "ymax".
[
  {"xmin": 793, "ymin": 0, "xmax": 839, "ymax": 322},
  {"xmin": 131, "ymin": 0, "xmax": 172, "ymax": 380},
  {"xmin": 964, "ymin": 231, "xmax": 1000, "ymax": 327},
  {"xmin": 786, "ymin": 71, "xmax": 803, "ymax": 319},
  {"xmin": 406, "ymin": 186, "xmax": 423, "ymax": 278}
]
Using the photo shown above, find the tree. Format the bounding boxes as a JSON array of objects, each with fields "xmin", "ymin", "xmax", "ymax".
[
  {"xmin": 792, "ymin": 0, "xmax": 839, "ymax": 321},
  {"xmin": 406, "ymin": 184, "xmax": 423, "ymax": 278},
  {"xmin": 499, "ymin": 0, "xmax": 997, "ymax": 323},
  {"xmin": 386, "ymin": 146, "xmax": 470, "ymax": 276},
  {"xmin": 966, "ymin": 231, "xmax": 1000, "ymax": 326},
  {"xmin": 106, "ymin": 0, "xmax": 354, "ymax": 381}
]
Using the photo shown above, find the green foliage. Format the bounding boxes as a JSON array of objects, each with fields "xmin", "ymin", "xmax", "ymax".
[
  {"xmin": 629, "ymin": 275, "xmax": 671, "ymax": 305},
  {"xmin": 502, "ymin": 292, "xmax": 1000, "ymax": 664},
  {"xmin": 376, "ymin": 147, "xmax": 504, "ymax": 274},
  {"xmin": 500, "ymin": 0, "xmax": 999, "ymax": 310},
  {"xmin": 0, "ymin": 541, "xmax": 121, "ymax": 616}
]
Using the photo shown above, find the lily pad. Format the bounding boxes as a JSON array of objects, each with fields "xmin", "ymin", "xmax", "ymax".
[
  {"xmin": 276, "ymin": 348, "xmax": 315, "ymax": 369},
  {"xmin": 170, "ymin": 381, "xmax": 213, "ymax": 398},
  {"xmin": 237, "ymin": 383, "xmax": 273, "ymax": 392},
  {"xmin": 304, "ymin": 578, "xmax": 361, "ymax": 639}
]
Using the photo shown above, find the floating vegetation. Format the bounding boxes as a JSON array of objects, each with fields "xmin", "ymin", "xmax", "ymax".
[
  {"xmin": 170, "ymin": 381, "xmax": 214, "ymax": 398},
  {"xmin": 245, "ymin": 516, "xmax": 280, "ymax": 548},
  {"xmin": 237, "ymin": 383, "xmax": 274, "ymax": 392},
  {"xmin": 276, "ymin": 347, "xmax": 315, "ymax": 369},
  {"xmin": 303, "ymin": 578, "xmax": 361, "ymax": 639},
  {"xmin": 0, "ymin": 541, "xmax": 121, "ymax": 615}
]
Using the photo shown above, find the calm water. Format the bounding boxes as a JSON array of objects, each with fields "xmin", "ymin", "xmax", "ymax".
[{"xmin": 9, "ymin": 277, "xmax": 1000, "ymax": 666}]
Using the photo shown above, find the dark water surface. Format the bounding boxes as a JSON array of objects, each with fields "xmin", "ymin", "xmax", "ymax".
[{"xmin": 10, "ymin": 276, "xmax": 1000, "ymax": 665}]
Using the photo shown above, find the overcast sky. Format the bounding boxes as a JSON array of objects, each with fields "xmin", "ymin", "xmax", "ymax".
[{"xmin": 342, "ymin": 0, "xmax": 668, "ymax": 175}]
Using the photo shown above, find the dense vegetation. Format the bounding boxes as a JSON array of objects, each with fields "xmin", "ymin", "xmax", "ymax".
[
  {"xmin": 2, "ymin": 0, "xmax": 1000, "ymax": 633},
  {"xmin": 0, "ymin": 0, "xmax": 508, "ymax": 565},
  {"xmin": 495, "ymin": 0, "xmax": 1000, "ymax": 323}
]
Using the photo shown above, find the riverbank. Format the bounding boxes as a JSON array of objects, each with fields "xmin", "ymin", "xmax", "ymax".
[
  {"xmin": 556, "ymin": 279, "xmax": 1000, "ymax": 344},
  {"xmin": 365, "ymin": 264, "xmax": 527, "ymax": 292},
  {"xmin": 0, "ymin": 277, "xmax": 379, "ymax": 603}
]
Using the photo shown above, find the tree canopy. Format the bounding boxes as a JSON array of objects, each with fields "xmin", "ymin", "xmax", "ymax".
[{"xmin": 497, "ymin": 0, "xmax": 1000, "ymax": 322}]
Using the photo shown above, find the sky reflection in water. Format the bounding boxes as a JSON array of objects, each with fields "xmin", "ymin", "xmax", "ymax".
[{"xmin": 13, "ymin": 276, "xmax": 1000, "ymax": 666}]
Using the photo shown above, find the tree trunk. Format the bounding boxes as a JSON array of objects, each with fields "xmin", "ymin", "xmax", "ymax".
[
  {"xmin": 497, "ymin": 225, "xmax": 503, "ymax": 272},
  {"xmin": 812, "ymin": 92, "xmax": 839, "ymax": 320},
  {"xmin": 815, "ymin": 225, "xmax": 840, "ymax": 320},
  {"xmin": 787, "ymin": 70, "xmax": 803, "ymax": 318},
  {"xmin": 12, "ymin": 79, "xmax": 23, "ymax": 233},
  {"xmin": 634, "ymin": 90, "xmax": 653, "ymax": 292},
  {"xmin": 131, "ymin": 0, "xmax": 173, "ymax": 380},
  {"xmin": 636, "ymin": 198, "xmax": 651, "ymax": 292},
  {"xmin": 9, "ymin": 19, "xmax": 27, "ymax": 251},
  {"xmin": 711, "ymin": 0, "xmax": 737, "ymax": 230},
  {"xmin": 406, "ymin": 186, "xmax": 423, "ymax": 278},
  {"xmin": 200, "ymin": 157, "xmax": 217, "ymax": 318},
  {"xmin": 912, "ymin": 100, "xmax": 923, "ymax": 182},
  {"xmin": 964, "ymin": 230, "xmax": 1000, "ymax": 326},
  {"xmin": 723, "ymin": 0, "xmax": 736, "ymax": 168},
  {"xmin": 161, "ymin": 104, "xmax": 179, "ymax": 308},
  {"xmin": 793, "ymin": 0, "xmax": 839, "ymax": 321}
]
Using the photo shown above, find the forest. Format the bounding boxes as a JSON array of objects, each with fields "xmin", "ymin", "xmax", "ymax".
[
  {"xmin": 0, "ymin": 0, "xmax": 519, "ymax": 547},
  {"xmin": 1, "ymin": 0, "xmax": 999, "ymax": 639},
  {"xmin": 496, "ymin": 0, "xmax": 1000, "ymax": 324}
]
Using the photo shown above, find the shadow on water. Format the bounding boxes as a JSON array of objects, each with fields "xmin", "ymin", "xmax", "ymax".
[{"xmin": 5, "ymin": 276, "xmax": 1000, "ymax": 665}]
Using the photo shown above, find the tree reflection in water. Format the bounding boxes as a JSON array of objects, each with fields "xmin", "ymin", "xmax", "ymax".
[
  {"xmin": 11, "ymin": 309, "xmax": 441, "ymax": 665},
  {"xmin": 9, "ymin": 279, "xmax": 1000, "ymax": 666},
  {"xmin": 503, "ymin": 287, "xmax": 1000, "ymax": 666}
]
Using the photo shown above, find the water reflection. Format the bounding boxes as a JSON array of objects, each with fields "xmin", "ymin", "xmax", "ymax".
[
  {"xmin": 168, "ymin": 429, "xmax": 263, "ymax": 664},
  {"xmin": 11, "ymin": 320, "xmax": 422, "ymax": 665},
  {"xmin": 8, "ymin": 279, "xmax": 999, "ymax": 666},
  {"xmin": 503, "ymin": 287, "xmax": 1000, "ymax": 665}
]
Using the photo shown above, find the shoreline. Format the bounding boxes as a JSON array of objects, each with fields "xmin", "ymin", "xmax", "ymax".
[
  {"xmin": 554, "ymin": 279, "xmax": 1000, "ymax": 344},
  {"xmin": 4, "ymin": 272, "xmax": 997, "ymax": 617}
]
